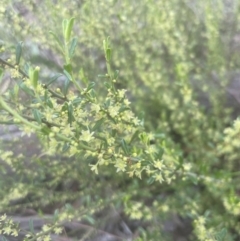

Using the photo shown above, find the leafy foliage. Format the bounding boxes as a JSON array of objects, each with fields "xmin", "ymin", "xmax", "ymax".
[{"xmin": 0, "ymin": 0, "xmax": 240, "ymax": 240}]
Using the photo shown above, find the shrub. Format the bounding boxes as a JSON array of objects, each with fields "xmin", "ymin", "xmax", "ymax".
[{"xmin": 0, "ymin": 0, "xmax": 240, "ymax": 240}]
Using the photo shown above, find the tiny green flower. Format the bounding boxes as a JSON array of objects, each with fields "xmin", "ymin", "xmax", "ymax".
[{"xmin": 80, "ymin": 129, "xmax": 95, "ymax": 142}]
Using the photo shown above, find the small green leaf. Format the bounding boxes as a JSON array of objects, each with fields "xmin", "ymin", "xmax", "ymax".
[
  {"xmin": 46, "ymin": 73, "xmax": 62, "ymax": 86},
  {"xmin": 92, "ymin": 118, "xmax": 104, "ymax": 131},
  {"xmin": 103, "ymin": 37, "xmax": 112, "ymax": 62},
  {"xmin": 65, "ymin": 17, "xmax": 75, "ymax": 42},
  {"xmin": 29, "ymin": 66, "xmax": 40, "ymax": 89},
  {"xmin": 187, "ymin": 172, "xmax": 198, "ymax": 185},
  {"xmin": 32, "ymin": 109, "xmax": 42, "ymax": 124},
  {"xmin": 79, "ymin": 68, "xmax": 88, "ymax": 86},
  {"xmin": 62, "ymin": 19, "xmax": 68, "ymax": 40},
  {"xmin": 119, "ymin": 106, "xmax": 130, "ymax": 113},
  {"xmin": 215, "ymin": 228, "xmax": 227, "ymax": 241},
  {"xmin": 62, "ymin": 78, "xmax": 70, "ymax": 96},
  {"xmin": 53, "ymin": 209, "xmax": 59, "ymax": 223},
  {"xmin": 147, "ymin": 177, "xmax": 155, "ymax": 184},
  {"xmin": 104, "ymin": 98, "xmax": 111, "ymax": 108},
  {"xmin": 49, "ymin": 31, "xmax": 64, "ymax": 53},
  {"xmin": 46, "ymin": 98, "xmax": 53, "ymax": 108},
  {"xmin": 62, "ymin": 143, "xmax": 70, "ymax": 152},
  {"xmin": 1, "ymin": 236, "xmax": 8, "ymax": 241},
  {"xmin": 15, "ymin": 41, "xmax": 23, "ymax": 65},
  {"xmin": 41, "ymin": 126, "xmax": 51, "ymax": 135},
  {"xmin": 84, "ymin": 215, "xmax": 95, "ymax": 225},
  {"xmin": 121, "ymin": 139, "xmax": 129, "ymax": 155},
  {"xmin": 98, "ymin": 74, "xmax": 108, "ymax": 78},
  {"xmin": 72, "ymin": 97, "xmax": 82, "ymax": 106},
  {"xmin": 114, "ymin": 70, "xmax": 119, "ymax": 80},
  {"xmin": 106, "ymin": 48, "xmax": 112, "ymax": 62},
  {"xmin": 129, "ymin": 130, "xmax": 140, "ymax": 145},
  {"xmin": 155, "ymin": 147, "xmax": 164, "ymax": 159},
  {"xmin": 68, "ymin": 103, "xmax": 74, "ymax": 125},
  {"xmin": 64, "ymin": 64, "xmax": 73, "ymax": 74},
  {"xmin": 24, "ymin": 62, "xmax": 30, "ymax": 74},
  {"xmin": 104, "ymin": 82, "xmax": 111, "ymax": 89},
  {"xmin": 29, "ymin": 219, "xmax": 34, "ymax": 233},
  {"xmin": 64, "ymin": 69, "xmax": 72, "ymax": 81},
  {"xmin": 86, "ymin": 82, "xmax": 95, "ymax": 92},
  {"xmin": 69, "ymin": 37, "xmax": 78, "ymax": 58},
  {"xmin": 20, "ymin": 82, "xmax": 35, "ymax": 96},
  {"xmin": 13, "ymin": 84, "xmax": 19, "ymax": 98},
  {"xmin": 65, "ymin": 203, "xmax": 73, "ymax": 211}
]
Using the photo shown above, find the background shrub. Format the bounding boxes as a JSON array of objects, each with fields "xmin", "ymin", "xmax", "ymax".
[{"xmin": 0, "ymin": 0, "xmax": 240, "ymax": 240}]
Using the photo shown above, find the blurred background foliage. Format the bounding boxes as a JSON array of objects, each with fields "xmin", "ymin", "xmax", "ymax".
[{"xmin": 1, "ymin": 0, "xmax": 240, "ymax": 240}]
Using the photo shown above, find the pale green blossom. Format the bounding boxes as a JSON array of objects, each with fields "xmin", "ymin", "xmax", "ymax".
[
  {"xmin": 123, "ymin": 99, "xmax": 131, "ymax": 106},
  {"xmin": 155, "ymin": 173, "xmax": 164, "ymax": 183},
  {"xmin": 89, "ymin": 164, "xmax": 98, "ymax": 174},
  {"xmin": 154, "ymin": 160, "xmax": 165, "ymax": 170},
  {"xmin": 91, "ymin": 103, "xmax": 101, "ymax": 113},
  {"xmin": 118, "ymin": 89, "xmax": 127, "ymax": 98},
  {"xmin": 114, "ymin": 159, "xmax": 127, "ymax": 172},
  {"xmin": 0, "ymin": 214, "xmax": 7, "ymax": 221},
  {"xmin": 80, "ymin": 130, "xmax": 95, "ymax": 142},
  {"xmin": 109, "ymin": 105, "xmax": 119, "ymax": 118},
  {"xmin": 54, "ymin": 227, "xmax": 62, "ymax": 235}
]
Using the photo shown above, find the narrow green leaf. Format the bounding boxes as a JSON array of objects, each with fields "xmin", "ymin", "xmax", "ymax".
[
  {"xmin": 46, "ymin": 73, "xmax": 62, "ymax": 86},
  {"xmin": 216, "ymin": 228, "xmax": 227, "ymax": 241},
  {"xmin": 62, "ymin": 78, "xmax": 70, "ymax": 96},
  {"xmin": 119, "ymin": 106, "xmax": 130, "ymax": 113},
  {"xmin": 98, "ymin": 74, "xmax": 108, "ymax": 78},
  {"xmin": 79, "ymin": 68, "xmax": 88, "ymax": 86},
  {"xmin": 103, "ymin": 37, "xmax": 111, "ymax": 61},
  {"xmin": 106, "ymin": 48, "xmax": 112, "ymax": 62},
  {"xmin": 29, "ymin": 66, "xmax": 39, "ymax": 89},
  {"xmin": 84, "ymin": 215, "xmax": 95, "ymax": 225},
  {"xmin": 86, "ymin": 82, "xmax": 95, "ymax": 92},
  {"xmin": 49, "ymin": 31, "xmax": 64, "ymax": 53},
  {"xmin": 92, "ymin": 118, "xmax": 104, "ymax": 131},
  {"xmin": 69, "ymin": 37, "xmax": 78, "ymax": 58},
  {"xmin": 15, "ymin": 41, "xmax": 23, "ymax": 65},
  {"xmin": 129, "ymin": 130, "xmax": 140, "ymax": 145},
  {"xmin": 62, "ymin": 19, "xmax": 68, "ymax": 40},
  {"xmin": 29, "ymin": 219, "xmax": 34, "ymax": 233},
  {"xmin": 53, "ymin": 209, "xmax": 59, "ymax": 223},
  {"xmin": 65, "ymin": 203, "xmax": 73, "ymax": 211},
  {"xmin": 103, "ymin": 82, "xmax": 112, "ymax": 89},
  {"xmin": 20, "ymin": 82, "xmax": 35, "ymax": 96},
  {"xmin": 68, "ymin": 103, "xmax": 74, "ymax": 125},
  {"xmin": 32, "ymin": 109, "xmax": 42, "ymax": 124},
  {"xmin": 46, "ymin": 98, "xmax": 53, "ymax": 108},
  {"xmin": 121, "ymin": 139, "xmax": 129, "ymax": 155},
  {"xmin": 41, "ymin": 126, "xmax": 51, "ymax": 135},
  {"xmin": 147, "ymin": 176, "xmax": 155, "ymax": 185},
  {"xmin": 155, "ymin": 147, "xmax": 164, "ymax": 159},
  {"xmin": 63, "ymin": 69, "xmax": 72, "ymax": 81},
  {"xmin": 65, "ymin": 17, "xmax": 75, "ymax": 42},
  {"xmin": 114, "ymin": 70, "xmax": 119, "ymax": 79},
  {"xmin": 62, "ymin": 143, "xmax": 70, "ymax": 152},
  {"xmin": 24, "ymin": 62, "xmax": 30, "ymax": 74},
  {"xmin": 32, "ymin": 67, "xmax": 39, "ymax": 89},
  {"xmin": 13, "ymin": 84, "xmax": 19, "ymax": 98},
  {"xmin": 72, "ymin": 97, "xmax": 82, "ymax": 106},
  {"xmin": 104, "ymin": 98, "xmax": 111, "ymax": 108},
  {"xmin": 64, "ymin": 64, "xmax": 72, "ymax": 74},
  {"xmin": 1, "ymin": 236, "xmax": 8, "ymax": 241}
]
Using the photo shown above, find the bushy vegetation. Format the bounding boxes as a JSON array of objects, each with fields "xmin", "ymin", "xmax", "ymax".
[{"xmin": 0, "ymin": 0, "xmax": 240, "ymax": 240}]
